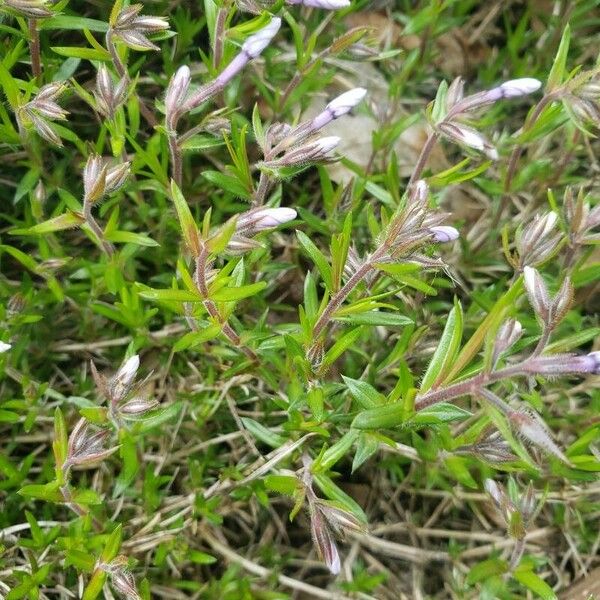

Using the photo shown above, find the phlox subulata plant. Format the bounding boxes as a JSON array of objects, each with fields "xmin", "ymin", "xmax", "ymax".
[{"xmin": 0, "ymin": 1, "xmax": 599, "ymax": 599}]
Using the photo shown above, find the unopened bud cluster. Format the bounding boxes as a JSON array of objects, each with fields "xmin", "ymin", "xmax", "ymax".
[
  {"xmin": 62, "ymin": 418, "xmax": 119, "ymax": 473},
  {"xmin": 301, "ymin": 455, "xmax": 367, "ymax": 574},
  {"xmin": 110, "ymin": 3, "xmax": 169, "ymax": 51},
  {"xmin": 485, "ymin": 479, "xmax": 536, "ymax": 540},
  {"xmin": 18, "ymin": 83, "xmax": 68, "ymax": 147},
  {"xmin": 435, "ymin": 77, "xmax": 542, "ymax": 159},
  {"xmin": 510, "ymin": 212, "xmax": 561, "ymax": 269},
  {"xmin": 226, "ymin": 207, "xmax": 297, "ymax": 254},
  {"xmin": 564, "ymin": 188, "xmax": 600, "ymax": 249},
  {"xmin": 91, "ymin": 354, "xmax": 158, "ymax": 424},
  {"xmin": 83, "ymin": 155, "xmax": 131, "ymax": 206},
  {"xmin": 523, "ymin": 266, "xmax": 573, "ymax": 328},
  {"xmin": 2, "ymin": 0, "xmax": 52, "ymax": 18},
  {"xmin": 94, "ymin": 66, "xmax": 128, "ymax": 119}
]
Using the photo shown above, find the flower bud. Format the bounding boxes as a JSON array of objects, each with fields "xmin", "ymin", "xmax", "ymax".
[
  {"xmin": 286, "ymin": 0, "xmax": 350, "ymax": 9},
  {"xmin": 310, "ymin": 88, "xmax": 367, "ymax": 131},
  {"xmin": 508, "ymin": 408, "xmax": 571, "ymax": 465},
  {"xmin": 65, "ymin": 419, "xmax": 118, "ymax": 470},
  {"xmin": 498, "ymin": 78, "xmax": 542, "ymax": 98},
  {"xmin": 315, "ymin": 500, "xmax": 368, "ymax": 535},
  {"xmin": 549, "ymin": 277, "xmax": 573, "ymax": 326},
  {"xmin": 274, "ymin": 136, "xmax": 340, "ymax": 166},
  {"xmin": 446, "ymin": 77, "xmax": 465, "ymax": 111},
  {"xmin": 429, "ymin": 225, "xmax": 459, "ymax": 243},
  {"xmin": 236, "ymin": 207, "xmax": 297, "ymax": 234},
  {"xmin": 112, "ymin": 5, "xmax": 169, "ymax": 52},
  {"xmin": 523, "ymin": 266, "xmax": 550, "ymax": 322},
  {"xmin": 309, "ymin": 502, "xmax": 341, "ymax": 575},
  {"xmin": 110, "ymin": 354, "xmax": 140, "ymax": 402},
  {"xmin": 119, "ymin": 396, "xmax": 159, "ymax": 417},
  {"xmin": 242, "ymin": 17, "xmax": 281, "ymax": 58},
  {"xmin": 517, "ymin": 212, "xmax": 561, "ymax": 267},
  {"xmin": 526, "ymin": 352, "xmax": 600, "ymax": 376},
  {"xmin": 4, "ymin": 0, "xmax": 53, "ymax": 17},
  {"xmin": 438, "ymin": 121, "xmax": 498, "ymax": 159},
  {"xmin": 165, "ymin": 66, "xmax": 191, "ymax": 127},
  {"xmin": 492, "ymin": 319, "xmax": 523, "ymax": 366}
]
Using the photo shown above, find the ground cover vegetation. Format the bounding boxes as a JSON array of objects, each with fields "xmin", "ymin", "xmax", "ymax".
[{"xmin": 0, "ymin": 0, "xmax": 599, "ymax": 598}]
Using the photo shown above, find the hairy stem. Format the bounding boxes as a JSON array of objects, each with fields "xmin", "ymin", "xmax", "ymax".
[
  {"xmin": 83, "ymin": 204, "xmax": 114, "ymax": 257},
  {"xmin": 168, "ymin": 133, "xmax": 182, "ymax": 186},
  {"xmin": 414, "ymin": 362, "xmax": 533, "ymax": 411},
  {"xmin": 408, "ymin": 130, "xmax": 440, "ymax": 187},
  {"xmin": 504, "ymin": 93, "xmax": 557, "ymax": 192},
  {"xmin": 195, "ymin": 247, "xmax": 257, "ymax": 361},
  {"xmin": 28, "ymin": 19, "xmax": 41, "ymax": 80}
]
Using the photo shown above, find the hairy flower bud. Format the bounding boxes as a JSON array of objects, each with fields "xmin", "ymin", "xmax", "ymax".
[
  {"xmin": 112, "ymin": 4, "xmax": 169, "ymax": 51},
  {"xmin": 286, "ymin": 0, "xmax": 350, "ymax": 9},
  {"xmin": 429, "ymin": 225, "xmax": 459, "ymax": 243},
  {"xmin": 549, "ymin": 277, "xmax": 573, "ymax": 326},
  {"xmin": 110, "ymin": 354, "xmax": 140, "ymax": 402},
  {"xmin": 492, "ymin": 319, "xmax": 523, "ymax": 366},
  {"xmin": 19, "ymin": 83, "xmax": 68, "ymax": 147},
  {"xmin": 214, "ymin": 18, "xmax": 281, "ymax": 88},
  {"xmin": 498, "ymin": 78, "xmax": 542, "ymax": 98},
  {"xmin": 508, "ymin": 408, "xmax": 571, "ymax": 465},
  {"xmin": 95, "ymin": 65, "xmax": 128, "ymax": 118},
  {"xmin": 516, "ymin": 212, "xmax": 561, "ymax": 267},
  {"xmin": 3, "ymin": 0, "xmax": 52, "ymax": 18},
  {"xmin": 273, "ymin": 136, "xmax": 340, "ymax": 166},
  {"xmin": 165, "ymin": 66, "xmax": 191, "ymax": 128},
  {"xmin": 64, "ymin": 419, "xmax": 118, "ymax": 470},
  {"xmin": 523, "ymin": 266, "xmax": 551, "ymax": 323},
  {"xmin": 309, "ymin": 502, "xmax": 341, "ymax": 575},
  {"xmin": 526, "ymin": 352, "xmax": 600, "ymax": 376},
  {"xmin": 310, "ymin": 88, "xmax": 367, "ymax": 131},
  {"xmin": 236, "ymin": 207, "xmax": 297, "ymax": 235},
  {"xmin": 83, "ymin": 155, "xmax": 130, "ymax": 205},
  {"xmin": 438, "ymin": 121, "xmax": 498, "ymax": 159}
]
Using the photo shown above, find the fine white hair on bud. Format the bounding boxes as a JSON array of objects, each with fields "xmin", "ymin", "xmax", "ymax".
[
  {"xmin": 326, "ymin": 87, "xmax": 367, "ymax": 118},
  {"xmin": 499, "ymin": 78, "xmax": 542, "ymax": 98},
  {"xmin": 242, "ymin": 17, "xmax": 282, "ymax": 59},
  {"xmin": 286, "ymin": 0, "xmax": 350, "ymax": 9},
  {"xmin": 165, "ymin": 66, "xmax": 191, "ymax": 124},
  {"xmin": 237, "ymin": 207, "xmax": 297, "ymax": 232},
  {"xmin": 523, "ymin": 266, "xmax": 550, "ymax": 322},
  {"xmin": 430, "ymin": 225, "xmax": 459, "ymax": 243},
  {"xmin": 0, "ymin": 341, "xmax": 11, "ymax": 353}
]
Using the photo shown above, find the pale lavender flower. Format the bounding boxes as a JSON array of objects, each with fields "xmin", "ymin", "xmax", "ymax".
[
  {"xmin": 310, "ymin": 88, "xmax": 367, "ymax": 131},
  {"xmin": 286, "ymin": 0, "xmax": 350, "ymax": 9},
  {"xmin": 430, "ymin": 225, "xmax": 459, "ymax": 243},
  {"xmin": 214, "ymin": 18, "xmax": 281, "ymax": 87}
]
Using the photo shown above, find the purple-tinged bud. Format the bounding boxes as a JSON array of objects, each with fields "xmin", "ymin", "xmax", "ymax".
[
  {"xmin": 225, "ymin": 235, "xmax": 263, "ymax": 254},
  {"xmin": 271, "ymin": 136, "xmax": 340, "ymax": 166},
  {"xmin": 105, "ymin": 162, "xmax": 131, "ymax": 195},
  {"xmin": 286, "ymin": 0, "xmax": 350, "ymax": 9},
  {"xmin": 429, "ymin": 225, "xmax": 459, "ymax": 243},
  {"xmin": 165, "ymin": 66, "xmax": 191, "ymax": 127},
  {"xmin": 316, "ymin": 500, "xmax": 368, "ymax": 535},
  {"xmin": 519, "ymin": 482, "xmax": 536, "ymax": 525},
  {"xmin": 550, "ymin": 277, "xmax": 573, "ymax": 326},
  {"xmin": 446, "ymin": 77, "xmax": 465, "ymax": 111},
  {"xmin": 4, "ymin": 0, "xmax": 53, "ymax": 18},
  {"xmin": 237, "ymin": 207, "xmax": 297, "ymax": 234},
  {"xmin": 242, "ymin": 17, "xmax": 281, "ymax": 59},
  {"xmin": 523, "ymin": 266, "xmax": 550, "ymax": 322},
  {"xmin": 492, "ymin": 319, "xmax": 523, "ymax": 366},
  {"xmin": 498, "ymin": 78, "xmax": 542, "ymax": 98},
  {"xmin": 0, "ymin": 341, "xmax": 11, "ymax": 353},
  {"xmin": 64, "ymin": 419, "xmax": 118, "ymax": 470},
  {"xmin": 214, "ymin": 18, "xmax": 281, "ymax": 88},
  {"xmin": 438, "ymin": 122, "xmax": 498, "ymax": 159},
  {"xmin": 120, "ymin": 396, "xmax": 159, "ymax": 417},
  {"xmin": 456, "ymin": 427, "xmax": 516, "ymax": 464},
  {"xmin": 508, "ymin": 408, "xmax": 571, "ymax": 465},
  {"xmin": 310, "ymin": 88, "xmax": 367, "ymax": 131},
  {"xmin": 526, "ymin": 352, "xmax": 600, "ymax": 376},
  {"xmin": 309, "ymin": 502, "xmax": 341, "ymax": 575},
  {"xmin": 110, "ymin": 354, "xmax": 140, "ymax": 402}
]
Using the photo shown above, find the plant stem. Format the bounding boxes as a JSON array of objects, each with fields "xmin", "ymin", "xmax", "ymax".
[
  {"xmin": 504, "ymin": 93, "xmax": 557, "ymax": 192},
  {"xmin": 311, "ymin": 247, "xmax": 387, "ymax": 342},
  {"xmin": 168, "ymin": 133, "xmax": 182, "ymax": 186},
  {"xmin": 83, "ymin": 204, "xmax": 114, "ymax": 257},
  {"xmin": 408, "ymin": 130, "xmax": 440, "ymax": 187},
  {"xmin": 213, "ymin": 7, "xmax": 228, "ymax": 70},
  {"xmin": 195, "ymin": 248, "xmax": 257, "ymax": 361},
  {"xmin": 414, "ymin": 362, "xmax": 533, "ymax": 411},
  {"xmin": 28, "ymin": 19, "xmax": 41, "ymax": 80}
]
